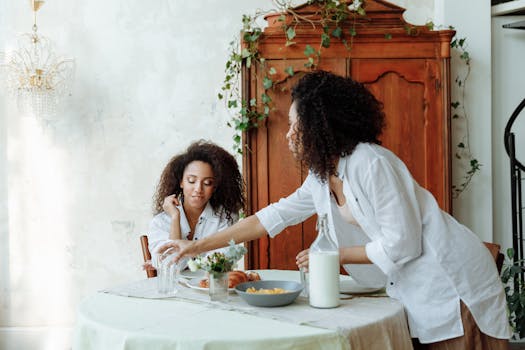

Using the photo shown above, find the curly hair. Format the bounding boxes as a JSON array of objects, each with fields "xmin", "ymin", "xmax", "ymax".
[
  {"xmin": 153, "ymin": 140, "xmax": 245, "ymax": 223},
  {"xmin": 291, "ymin": 70, "xmax": 385, "ymax": 181}
]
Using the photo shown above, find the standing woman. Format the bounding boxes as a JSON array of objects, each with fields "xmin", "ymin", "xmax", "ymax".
[
  {"xmin": 159, "ymin": 72, "xmax": 511, "ymax": 349},
  {"xmin": 146, "ymin": 140, "xmax": 244, "ymax": 266}
]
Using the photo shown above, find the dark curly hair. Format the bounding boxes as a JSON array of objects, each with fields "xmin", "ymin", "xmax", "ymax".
[
  {"xmin": 291, "ymin": 70, "xmax": 385, "ymax": 181},
  {"xmin": 153, "ymin": 140, "xmax": 245, "ymax": 223}
]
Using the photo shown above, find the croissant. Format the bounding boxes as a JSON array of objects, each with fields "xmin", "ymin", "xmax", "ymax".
[
  {"xmin": 228, "ymin": 270, "xmax": 249, "ymax": 288},
  {"xmin": 246, "ymin": 271, "xmax": 261, "ymax": 282}
]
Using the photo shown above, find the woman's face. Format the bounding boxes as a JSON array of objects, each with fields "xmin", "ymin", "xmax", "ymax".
[
  {"xmin": 180, "ymin": 160, "xmax": 215, "ymax": 210},
  {"xmin": 286, "ymin": 101, "xmax": 302, "ymax": 158}
]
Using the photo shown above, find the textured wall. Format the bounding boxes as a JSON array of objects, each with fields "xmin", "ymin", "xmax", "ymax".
[{"xmin": 3, "ymin": 0, "xmax": 491, "ymax": 331}]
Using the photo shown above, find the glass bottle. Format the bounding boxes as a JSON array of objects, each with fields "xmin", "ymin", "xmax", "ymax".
[{"xmin": 308, "ymin": 214, "xmax": 340, "ymax": 308}]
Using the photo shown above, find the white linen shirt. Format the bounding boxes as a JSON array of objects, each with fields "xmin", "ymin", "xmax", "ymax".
[
  {"xmin": 255, "ymin": 143, "xmax": 511, "ymax": 343},
  {"xmin": 148, "ymin": 202, "xmax": 236, "ymax": 264}
]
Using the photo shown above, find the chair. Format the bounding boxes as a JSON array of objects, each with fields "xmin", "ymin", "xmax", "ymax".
[
  {"xmin": 140, "ymin": 235, "xmax": 157, "ymax": 278},
  {"xmin": 483, "ymin": 242, "xmax": 505, "ymax": 274}
]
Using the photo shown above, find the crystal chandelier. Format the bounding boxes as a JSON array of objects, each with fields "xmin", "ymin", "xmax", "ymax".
[{"xmin": 0, "ymin": 0, "xmax": 74, "ymax": 119}]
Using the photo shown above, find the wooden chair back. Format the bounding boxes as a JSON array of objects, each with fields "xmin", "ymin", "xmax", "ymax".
[
  {"xmin": 483, "ymin": 242, "xmax": 504, "ymax": 274},
  {"xmin": 140, "ymin": 235, "xmax": 157, "ymax": 278}
]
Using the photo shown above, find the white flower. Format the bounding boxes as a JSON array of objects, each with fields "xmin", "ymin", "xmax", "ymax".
[{"xmin": 187, "ymin": 259, "xmax": 200, "ymax": 272}]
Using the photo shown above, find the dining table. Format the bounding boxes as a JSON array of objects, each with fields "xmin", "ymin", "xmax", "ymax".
[{"xmin": 72, "ymin": 270, "xmax": 413, "ymax": 350}]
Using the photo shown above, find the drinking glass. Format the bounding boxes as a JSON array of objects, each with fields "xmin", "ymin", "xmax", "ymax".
[{"xmin": 156, "ymin": 247, "xmax": 180, "ymax": 294}]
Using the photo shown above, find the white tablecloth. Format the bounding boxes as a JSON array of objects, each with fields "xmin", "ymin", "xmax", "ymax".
[{"xmin": 73, "ymin": 270, "xmax": 413, "ymax": 350}]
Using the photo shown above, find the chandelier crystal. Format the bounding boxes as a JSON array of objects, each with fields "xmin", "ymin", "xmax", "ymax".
[{"xmin": 0, "ymin": 0, "xmax": 74, "ymax": 119}]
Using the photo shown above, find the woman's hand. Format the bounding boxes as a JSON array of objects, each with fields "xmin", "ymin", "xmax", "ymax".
[
  {"xmin": 296, "ymin": 249, "xmax": 310, "ymax": 271},
  {"xmin": 162, "ymin": 194, "xmax": 180, "ymax": 220},
  {"xmin": 157, "ymin": 239, "xmax": 198, "ymax": 263}
]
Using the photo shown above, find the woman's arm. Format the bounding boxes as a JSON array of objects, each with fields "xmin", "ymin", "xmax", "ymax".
[
  {"xmin": 296, "ymin": 246, "xmax": 372, "ymax": 270},
  {"xmin": 163, "ymin": 194, "xmax": 182, "ymax": 240},
  {"xmin": 339, "ymin": 246, "xmax": 372, "ymax": 264},
  {"xmin": 158, "ymin": 214, "xmax": 268, "ymax": 261}
]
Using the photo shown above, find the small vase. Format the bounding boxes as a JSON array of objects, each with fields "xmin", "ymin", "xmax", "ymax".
[{"xmin": 209, "ymin": 271, "xmax": 228, "ymax": 302}]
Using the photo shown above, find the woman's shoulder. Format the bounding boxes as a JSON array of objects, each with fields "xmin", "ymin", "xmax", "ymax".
[{"xmin": 345, "ymin": 143, "xmax": 400, "ymax": 175}]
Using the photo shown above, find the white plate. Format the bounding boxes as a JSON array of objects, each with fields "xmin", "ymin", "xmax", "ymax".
[
  {"xmin": 339, "ymin": 277, "xmax": 383, "ymax": 294},
  {"xmin": 179, "ymin": 269, "xmax": 205, "ymax": 279},
  {"xmin": 185, "ymin": 277, "xmax": 235, "ymax": 292}
]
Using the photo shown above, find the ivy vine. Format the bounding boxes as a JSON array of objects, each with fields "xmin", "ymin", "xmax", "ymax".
[
  {"xmin": 219, "ymin": 1, "xmax": 479, "ymax": 198},
  {"xmin": 449, "ymin": 34, "xmax": 481, "ymax": 198},
  {"xmin": 501, "ymin": 248, "xmax": 525, "ymax": 339},
  {"xmin": 219, "ymin": 0, "xmax": 367, "ymax": 155}
]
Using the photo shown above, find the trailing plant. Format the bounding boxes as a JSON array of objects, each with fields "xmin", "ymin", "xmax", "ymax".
[
  {"xmin": 449, "ymin": 34, "xmax": 482, "ymax": 198},
  {"xmin": 219, "ymin": 0, "xmax": 367, "ymax": 155},
  {"xmin": 219, "ymin": 1, "xmax": 480, "ymax": 198},
  {"xmin": 501, "ymin": 248, "xmax": 525, "ymax": 339}
]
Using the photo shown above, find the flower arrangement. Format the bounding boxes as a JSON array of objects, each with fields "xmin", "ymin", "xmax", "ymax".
[{"xmin": 187, "ymin": 239, "xmax": 247, "ymax": 274}]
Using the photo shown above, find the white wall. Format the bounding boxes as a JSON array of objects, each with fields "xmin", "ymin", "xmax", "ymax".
[
  {"xmin": 435, "ymin": 0, "xmax": 493, "ymax": 242},
  {"xmin": 0, "ymin": 0, "xmax": 492, "ymax": 341},
  {"xmin": 0, "ymin": 0, "xmax": 272, "ymax": 328},
  {"xmin": 491, "ymin": 15, "xmax": 525, "ymax": 255}
]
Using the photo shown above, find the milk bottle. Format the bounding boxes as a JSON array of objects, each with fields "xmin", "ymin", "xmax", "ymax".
[{"xmin": 308, "ymin": 214, "xmax": 340, "ymax": 308}]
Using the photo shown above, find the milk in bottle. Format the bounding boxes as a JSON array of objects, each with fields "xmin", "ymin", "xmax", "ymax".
[{"xmin": 308, "ymin": 214, "xmax": 340, "ymax": 308}]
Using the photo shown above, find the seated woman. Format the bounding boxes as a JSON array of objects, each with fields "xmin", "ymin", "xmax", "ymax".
[{"xmin": 145, "ymin": 140, "xmax": 244, "ymax": 269}]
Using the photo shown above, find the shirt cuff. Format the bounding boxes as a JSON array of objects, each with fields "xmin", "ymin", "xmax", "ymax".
[
  {"xmin": 365, "ymin": 240, "xmax": 397, "ymax": 276},
  {"xmin": 255, "ymin": 205, "xmax": 286, "ymax": 238}
]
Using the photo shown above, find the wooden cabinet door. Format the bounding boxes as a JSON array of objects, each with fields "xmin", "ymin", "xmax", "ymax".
[{"xmin": 351, "ymin": 58, "xmax": 451, "ymax": 211}]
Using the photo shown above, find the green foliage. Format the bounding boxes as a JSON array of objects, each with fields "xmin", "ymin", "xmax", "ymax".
[
  {"xmin": 219, "ymin": 3, "xmax": 481, "ymax": 201},
  {"xmin": 449, "ymin": 34, "xmax": 481, "ymax": 198},
  {"xmin": 219, "ymin": 0, "xmax": 368, "ymax": 154},
  {"xmin": 501, "ymin": 248, "xmax": 525, "ymax": 339}
]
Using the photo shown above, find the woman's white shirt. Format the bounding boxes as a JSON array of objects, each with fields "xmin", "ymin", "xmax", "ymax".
[
  {"xmin": 255, "ymin": 143, "xmax": 511, "ymax": 343},
  {"xmin": 148, "ymin": 202, "xmax": 236, "ymax": 265}
]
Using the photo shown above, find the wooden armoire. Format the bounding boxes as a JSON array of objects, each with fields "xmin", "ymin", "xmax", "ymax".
[{"xmin": 242, "ymin": 0, "xmax": 455, "ymax": 270}]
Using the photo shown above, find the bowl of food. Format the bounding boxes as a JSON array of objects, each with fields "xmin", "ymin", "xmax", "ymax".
[{"xmin": 235, "ymin": 280, "xmax": 303, "ymax": 307}]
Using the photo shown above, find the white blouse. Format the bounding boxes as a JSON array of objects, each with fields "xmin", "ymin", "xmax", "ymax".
[
  {"xmin": 255, "ymin": 143, "xmax": 511, "ymax": 343},
  {"xmin": 148, "ymin": 202, "xmax": 236, "ymax": 264}
]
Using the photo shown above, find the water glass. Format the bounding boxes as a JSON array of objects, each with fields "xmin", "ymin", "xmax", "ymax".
[{"xmin": 156, "ymin": 248, "xmax": 179, "ymax": 294}]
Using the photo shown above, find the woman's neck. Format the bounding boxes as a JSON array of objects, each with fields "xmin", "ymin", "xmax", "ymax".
[{"xmin": 183, "ymin": 203, "xmax": 205, "ymax": 226}]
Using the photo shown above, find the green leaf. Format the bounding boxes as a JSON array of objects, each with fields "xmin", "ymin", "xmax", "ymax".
[
  {"xmin": 263, "ymin": 77, "xmax": 273, "ymax": 90},
  {"xmin": 249, "ymin": 98, "xmax": 257, "ymax": 107},
  {"xmin": 457, "ymin": 142, "xmax": 465, "ymax": 148},
  {"xmin": 241, "ymin": 48, "xmax": 251, "ymax": 58},
  {"xmin": 218, "ymin": 93, "xmax": 223, "ymax": 100},
  {"xmin": 228, "ymin": 100, "xmax": 238, "ymax": 108},
  {"xmin": 286, "ymin": 27, "xmax": 296, "ymax": 40},
  {"xmin": 451, "ymin": 101, "xmax": 460, "ymax": 109},
  {"xmin": 304, "ymin": 57, "xmax": 315, "ymax": 68},
  {"xmin": 425, "ymin": 21, "xmax": 434, "ymax": 30},
  {"xmin": 321, "ymin": 33, "xmax": 331, "ymax": 48},
  {"xmin": 261, "ymin": 93, "xmax": 271, "ymax": 104},
  {"xmin": 349, "ymin": 27, "xmax": 357, "ymax": 37},
  {"xmin": 269, "ymin": 67, "xmax": 277, "ymax": 75},
  {"xmin": 384, "ymin": 33, "xmax": 392, "ymax": 40},
  {"xmin": 304, "ymin": 44, "xmax": 316, "ymax": 57},
  {"xmin": 452, "ymin": 114, "xmax": 459, "ymax": 119},
  {"xmin": 285, "ymin": 66, "xmax": 294, "ymax": 76},
  {"xmin": 332, "ymin": 27, "xmax": 342, "ymax": 38},
  {"xmin": 357, "ymin": 7, "xmax": 366, "ymax": 16}
]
